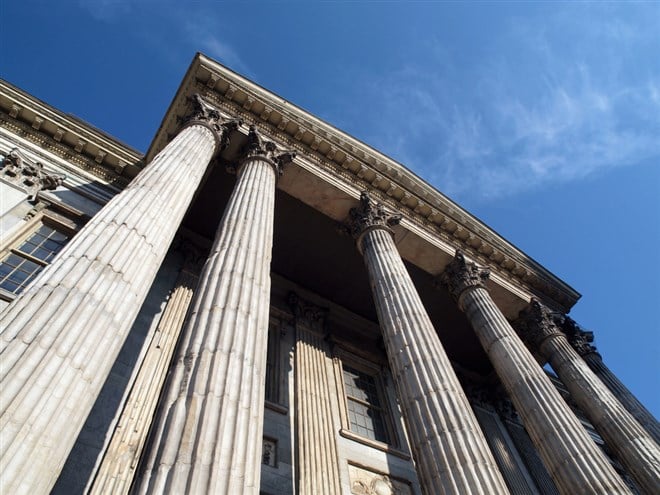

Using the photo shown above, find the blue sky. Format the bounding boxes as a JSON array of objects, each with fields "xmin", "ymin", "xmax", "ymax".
[{"xmin": 2, "ymin": 2, "xmax": 658, "ymax": 415}]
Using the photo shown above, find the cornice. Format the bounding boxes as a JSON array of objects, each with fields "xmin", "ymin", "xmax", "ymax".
[
  {"xmin": 0, "ymin": 79, "xmax": 142, "ymax": 189},
  {"xmin": 146, "ymin": 53, "xmax": 581, "ymax": 312}
]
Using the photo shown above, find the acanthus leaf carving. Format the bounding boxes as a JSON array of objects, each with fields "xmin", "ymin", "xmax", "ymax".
[
  {"xmin": 184, "ymin": 94, "xmax": 241, "ymax": 152},
  {"xmin": 561, "ymin": 316, "xmax": 600, "ymax": 357},
  {"xmin": 440, "ymin": 250, "xmax": 490, "ymax": 302},
  {"xmin": 236, "ymin": 125, "xmax": 296, "ymax": 176},
  {"xmin": 1, "ymin": 148, "xmax": 66, "ymax": 200},
  {"xmin": 345, "ymin": 191, "xmax": 402, "ymax": 240},
  {"xmin": 287, "ymin": 292, "xmax": 327, "ymax": 334},
  {"xmin": 513, "ymin": 298, "xmax": 563, "ymax": 351}
]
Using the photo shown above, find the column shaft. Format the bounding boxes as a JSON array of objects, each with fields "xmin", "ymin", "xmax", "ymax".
[
  {"xmin": 135, "ymin": 129, "xmax": 292, "ymax": 494},
  {"xmin": 291, "ymin": 295, "xmax": 342, "ymax": 495},
  {"xmin": 538, "ymin": 333, "xmax": 660, "ymax": 494},
  {"xmin": 89, "ymin": 262, "xmax": 198, "ymax": 495},
  {"xmin": 583, "ymin": 352, "xmax": 660, "ymax": 445},
  {"xmin": 361, "ymin": 228, "xmax": 509, "ymax": 495},
  {"xmin": 0, "ymin": 123, "xmax": 218, "ymax": 495},
  {"xmin": 459, "ymin": 287, "xmax": 631, "ymax": 494}
]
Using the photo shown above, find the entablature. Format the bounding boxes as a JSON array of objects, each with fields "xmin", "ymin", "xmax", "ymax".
[
  {"xmin": 146, "ymin": 54, "xmax": 580, "ymax": 314},
  {"xmin": 0, "ymin": 79, "xmax": 143, "ymax": 189}
]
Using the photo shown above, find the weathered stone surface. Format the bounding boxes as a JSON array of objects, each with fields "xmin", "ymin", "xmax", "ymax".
[
  {"xmin": 564, "ymin": 319, "xmax": 660, "ymax": 446},
  {"xmin": 88, "ymin": 251, "xmax": 199, "ymax": 495},
  {"xmin": 289, "ymin": 292, "xmax": 342, "ymax": 495},
  {"xmin": 516, "ymin": 300, "xmax": 660, "ymax": 494},
  {"xmin": 442, "ymin": 252, "xmax": 632, "ymax": 495},
  {"xmin": 134, "ymin": 130, "xmax": 293, "ymax": 494},
  {"xmin": 0, "ymin": 121, "xmax": 222, "ymax": 495},
  {"xmin": 349, "ymin": 194, "xmax": 510, "ymax": 495}
]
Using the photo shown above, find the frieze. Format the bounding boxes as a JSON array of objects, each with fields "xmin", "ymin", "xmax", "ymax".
[
  {"xmin": 181, "ymin": 76, "xmax": 578, "ymax": 310},
  {"xmin": 1, "ymin": 148, "xmax": 65, "ymax": 200},
  {"xmin": 0, "ymin": 114, "xmax": 131, "ymax": 188},
  {"xmin": 440, "ymin": 250, "xmax": 490, "ymax": 303}
]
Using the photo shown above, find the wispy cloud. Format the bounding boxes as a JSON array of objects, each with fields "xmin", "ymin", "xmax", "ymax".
[
  {"xmin": 78, "ymin": 1, "xmax": 250, "ymax": 75},
  {"xmin": 181, "ymin": 16, "xmax": 250, "ymax": 75},
  {"xmin": 346, "ymin": 8, "xmax": 660, "ymax": 204},
  {"xmin": 78, "ymin": 0, "xmax": 134, "ymax": 22}
]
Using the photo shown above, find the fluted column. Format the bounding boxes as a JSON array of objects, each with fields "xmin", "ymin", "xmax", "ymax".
[
  {"xmin": 0, "ymin": 95, "xmax": 234, "ymax": 495},
  {"xmin": 347, "ymin": 193, "xmax": 509, "ymax": 495},
  {"xmin": 441, "ymin": 252, "xmax": 632, "ymax": 495},
  {"xmin": 565, "ymin": 321, "xmax": 660, "ymax": 445},
  {"xmin": 134, "ymin": 127, "xmax": 294, "ymax": 495},
  {"xmin": 289, "ymin": 293, "xmax": 342, "ymax": 495},
  {"xmin": 515, "ymin": 301, "xmax": 660, "ymax": 494},
  {"xmin": 89, "ymin": 245, "xmax": 202, "ymax": 495}
]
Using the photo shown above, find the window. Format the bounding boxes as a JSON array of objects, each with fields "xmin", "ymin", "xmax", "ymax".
[
  {"xmin": 342, "ymin": 363, "xmax": 392, "ymax": 444},
  {"xmin": 0, "ymin": 220, "xmax": 71, "ymax": 296},
  {"xmin": 264, "ymin": 322, "xmax": 281, "ymax": 404}
]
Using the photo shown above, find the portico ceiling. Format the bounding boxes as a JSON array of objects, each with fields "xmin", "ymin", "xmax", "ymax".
[{"xmin": 147, "ymin": 53, "xmax": 581, "ymax": 317}]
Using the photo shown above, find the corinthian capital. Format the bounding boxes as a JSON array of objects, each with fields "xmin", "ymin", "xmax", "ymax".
[
  {"xmin": 184, "ymin": 94, "xmax": 240, "ymax": 151},
  {"xmin": 514, "ymin": 298, "xmax": 563, "ymax": 350},
  {"xmin": 561, "ymin": 317, "xmax": 600, "ymax": 357},
  {"xmin": 236, "ymin": 125, "xmax": 296, "ymax": 176},
  {"xmin": 346, "ymin": 191, "xmax": 402, "ymax": 241},
  {"xmin": 441, "ymin": 250, "xmax": 490, "ymax": 302},
  {"xmin": 288, "ymin": 292, "xmax": 327, "ymax": 334}
]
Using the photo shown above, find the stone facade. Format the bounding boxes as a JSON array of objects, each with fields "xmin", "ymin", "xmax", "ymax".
[{"xmin": 0, "ymin": 54, "xmax": 657, "ymax": 495}]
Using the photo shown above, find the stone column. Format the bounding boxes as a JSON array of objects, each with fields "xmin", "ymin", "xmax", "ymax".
[
  {"xmin": 347, "ymin": 193, "xmax": 510, "ymax": 495},
  {"xmin": 0, "ymin": 95, "xmax": 234, "ymax": 495},
  {"xmin": 515, "ymin": 301, "xmax": 660, "ymax": 494},
  {"xmin": 441, "ymin": 252, "xmax": 632, "ymax": 495},
  {"xmin": 134, "ymin": 127, "xmax": 294, "ymax": 495},
  {"xmin": 89, "ymin": 245, "xmax": 202, "ymax": 495},
  {"xmin": 564, "ymin": 320, "xmax": 660, "ymax": 445},
  {"xmin": 289, "ymin": 293, "xmax": 342, "ymax": 495}
]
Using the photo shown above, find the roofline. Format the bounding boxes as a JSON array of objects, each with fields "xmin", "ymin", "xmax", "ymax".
[{"xmin": 146, "ymin": 53, "xmax": 581, "ymax": 311}]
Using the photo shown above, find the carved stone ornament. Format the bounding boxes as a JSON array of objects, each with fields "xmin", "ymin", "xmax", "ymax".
[
  {"xmin": 440, "ymin": 250, "xmax": 490, "ymax": 302},
  {"xmin": 171, "ymin": 236, "xmax": 208, "ymax": 276},
  {"xmin": 514, "ymin": 298, "xmax": 563, "ymax": 350},
  {"xmin": 348, "ymin": 464, "xmax": 411, "ymax": 495},
  {"xmin": 1, "ymin": 148, "xmax": 66, "ymax": 200},
  {"xmin": 183, "ymin": 93, "xmax": 241, "ymax": 152},
  {"xmin": 288, "ymin": 292, "xmax": 327, "ymax": 333},
  {"xmin": 561, "ymin": 317, "xmax": 600, "ymax": 357},
  {"xmin": 234, "ymin": 125, "xmax": 296, "ymax": 176},
  {"xmin": 346, "ymin": 191, "xmax": 402, "ymax": 241}
]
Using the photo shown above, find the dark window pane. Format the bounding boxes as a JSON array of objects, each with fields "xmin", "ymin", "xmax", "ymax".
[
  {"xmin": 343, "ymin": 365, "xmax": 390, "ymax": 444},
  {"xmin": 0, "ymin": 279, "xmax": 20, "ymax": 293},
  {"xmin": 0, "ymin": 223, "xmax": 70, "ymax": 295}
]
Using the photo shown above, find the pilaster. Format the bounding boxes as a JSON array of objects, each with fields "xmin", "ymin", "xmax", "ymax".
[
  {"xmin": 289, "ymin": 292, "xmax": 342, "ymax": 495},
  {"xmin": 88, "ymin": 243, "xmax": 203, "ymax": 495}
]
